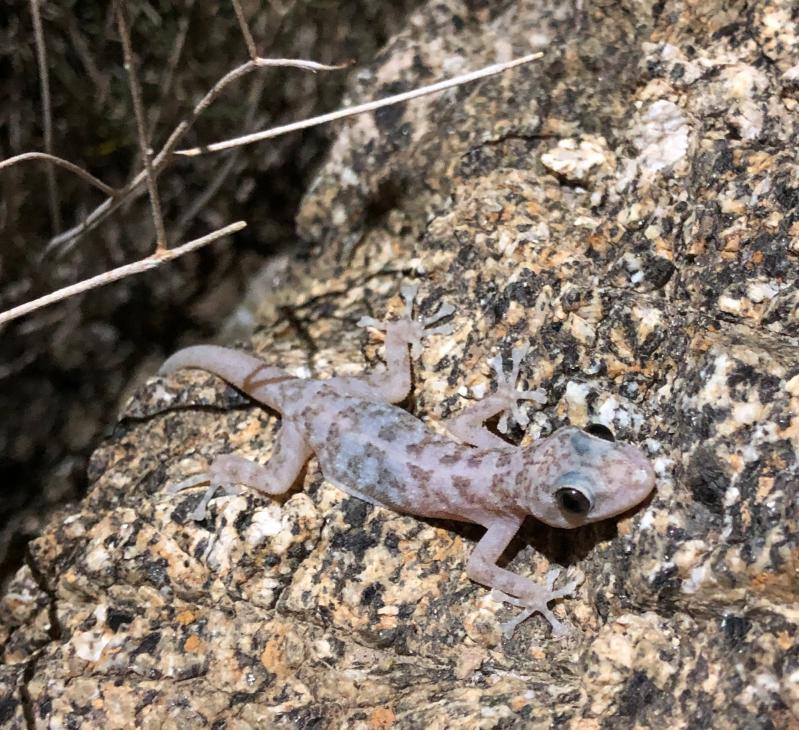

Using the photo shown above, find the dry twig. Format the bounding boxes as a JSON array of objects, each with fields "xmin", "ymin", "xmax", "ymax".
[
  {"xmin": 65, "ymin": 13, "xmax": 109, "ymax": 106},
  {"xmin": 172, "ymin": 77, "xmax": 267, "ymax": 242},
  {"xmin": 0, "ymin": 222, "xmax": 246, "ymax": 326},
  {"xmin": 1, "ymin": 32, "xmax": 543, "ymax": 327},
  {"xmin": 0, "ymin": 153, "xmax": 117, "ymax": 196},
  {"xmin": 114, "ymin": 0, "xmax": 168, "ymax": 251},
  {"xmin": 147, "ymin": 6, "xmax": 194, "ymax": 135},
  {"xmin": 232, "ymin": 0, "xmax": 259, "ymax": 60}
]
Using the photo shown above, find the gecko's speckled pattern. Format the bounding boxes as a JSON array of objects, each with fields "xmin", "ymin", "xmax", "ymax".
[{"xmin": 160, "ymin": 286, "xmax": 654, "ymax": 636}]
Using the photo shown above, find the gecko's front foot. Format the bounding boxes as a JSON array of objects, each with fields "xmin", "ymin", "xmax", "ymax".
[
  {"xmin": 489, "ymin": 346, "xmax": 547, "ymax": 432},
  {"xmin": 357, "ymin": 284, "xmax": 454, "ymax": 358},
  {"xmin": 492, "ymin": 567, "xmax": 582, "ymax": 637}
]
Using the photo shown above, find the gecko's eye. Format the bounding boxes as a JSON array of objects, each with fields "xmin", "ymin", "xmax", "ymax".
[
  {"xmin": 555, "ymin": 487, "xmax": 592, "ymax": 516},
  {"xmin": 585, "ymin": 423, "xmax": 615, "ymax": 442}
]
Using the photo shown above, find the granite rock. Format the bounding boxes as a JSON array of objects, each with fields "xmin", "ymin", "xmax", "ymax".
[{"xmin": 2, "ymin": 0, "xmax": 797, "ymax": 727}]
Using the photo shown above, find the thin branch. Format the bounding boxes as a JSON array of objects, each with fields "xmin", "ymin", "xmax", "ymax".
[
  {"xmin": 0, "ymin": 222, "xmax": 246, "ymax": 327},
  {"xmin": 29, "ymin": 0, "xmax": 61, "ymax": 233},
  {"xmin": 66, "ymin": 13, "xmax": 109, "ymax": 105},
  {"xmin": 148, "ymin": 5, "xmax": 194, "ymax": 134},
  {"xmin": 45, "ymin": 56, "xmax": 344, "ymax": 256},
  {"xmin": 0, "ymin": 153, "xmax": 118, "ymax": 196},
  {"xmin": 231, "ymin": 0, "xmax": 258, "ymax": 60},
  {"xmin": 176, "ymin": 51, "xmax": 544, "ymax": 156},
  {"xmin": 114, "ymin": 0, "xmax": 168, "ymax": 251}
]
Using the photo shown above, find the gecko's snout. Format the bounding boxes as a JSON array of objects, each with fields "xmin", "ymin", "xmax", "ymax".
[
  {"xmin": 623, "ymin": 442, "xmax": 657, "ymax": 498},
  {"xmin": 596, "ymin": 441, "xmax": 656, "ymax": 521}
]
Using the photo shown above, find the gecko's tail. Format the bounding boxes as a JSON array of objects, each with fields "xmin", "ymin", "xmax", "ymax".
[{"xmin": 160, "ymin": 345, "xmax": 297, "ymax": 409}]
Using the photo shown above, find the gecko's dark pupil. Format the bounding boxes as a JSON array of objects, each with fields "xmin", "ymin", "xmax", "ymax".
[
  {"xmin": 556, "ymin": 488, "xmax": 591, "ymax": 516},
  {"xmin": 585, "ymin": 423, "xmax": 615, "ymax": 442}
]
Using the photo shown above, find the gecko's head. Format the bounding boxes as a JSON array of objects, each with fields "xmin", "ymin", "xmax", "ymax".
[{"xmin": 519, "ymin": 425, "xmax": 655, "ymax": 529}]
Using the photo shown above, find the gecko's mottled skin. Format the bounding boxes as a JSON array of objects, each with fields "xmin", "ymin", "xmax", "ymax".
[{"xmin": 160, "ymin": 287, "xmax": 655, "ymax": 635}]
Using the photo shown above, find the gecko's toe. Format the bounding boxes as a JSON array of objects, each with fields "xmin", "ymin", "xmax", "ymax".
[
  {"xmin": 421, "ymin": 302, "xmax": 455, "ymax": 334},
  {"xmin": 188, "ymin": 482, "xmax": 219, "ymax": 521},
  {"xmin": 166, "ymin": 473, "xmax": 210, "ymax": 495},
  {"xmin": 545, "ymin": 567, "xmax": 562, "ymax": 591},
  {"xmin": 550, "ymin": 581, "xmax": 579, "ymax": 601},
  {"xmin": 546, "ymin": 613, "xmax": 573, "ymax": 638},
  {"xmin": 188, "ymin": 481, "xmax": 242, "ymax": 521},
  {"xmin": 399, "ymin": 283, "xmax": 420, "ymax": 317},
  {"xmin": 490, "ymin": 584, "xmax": 578, "ymax": 638},
  {"xmin": 166, "ymin": 467, "xmax": 245, "ymax": 522},
  {"xmin": 356, "ymin": 315, "xmax": 386, "ymax": 331},
  {"xmin": 487, "ymin": 348, "xmax": 546, "ymax": 432},
  {"xmin": 546, "ymin": 567, "xmax": 583, "ymax": 600},
  {"xmin": 500, "ymin": 607, "xmax": 535, "ymax": 637}
]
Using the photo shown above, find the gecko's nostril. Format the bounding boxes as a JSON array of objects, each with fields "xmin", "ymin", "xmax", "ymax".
[{"xmin": 585, "ymin": 423, "xmax": 615, "ymax": 442}]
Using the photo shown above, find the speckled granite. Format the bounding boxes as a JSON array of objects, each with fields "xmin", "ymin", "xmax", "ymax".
[{"xmin": 2, "ymin": 0, "xmax": 798, "ymax": 727}]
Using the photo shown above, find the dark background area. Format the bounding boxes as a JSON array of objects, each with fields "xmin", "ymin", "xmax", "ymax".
[{"xmin": 0, "ymin": 0, "xmax": 421, "ymax": 585}]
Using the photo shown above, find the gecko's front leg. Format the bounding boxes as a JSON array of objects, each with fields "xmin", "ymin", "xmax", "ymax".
[
  {"xmin": 466, "ymin": 519, "xmax": 581, "ymax": 637},
  {"xmin": 445, "ymin": 345, "xmax": 546, "ymax": 449}
]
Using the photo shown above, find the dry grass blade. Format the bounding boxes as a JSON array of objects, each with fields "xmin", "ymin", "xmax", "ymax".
[
  {"xmin": 176, "ymin": 52, "xmax": 544, "ymax": 156},
  {"xmin": 0, "ymin": 222, "xmax": 247, "ymax": 327},
  {"xmin": 0, "ymin": 153, "xmax": 117, "ymax": 196},
  {"xmin": 29, "ymin": 0, "xmax": 61, "ymax": 233}
]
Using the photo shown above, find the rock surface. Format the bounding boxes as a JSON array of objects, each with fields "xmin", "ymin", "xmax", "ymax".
[{"xmin": 2, "ymin": 0, "xmax": 798, "ymax": 727}]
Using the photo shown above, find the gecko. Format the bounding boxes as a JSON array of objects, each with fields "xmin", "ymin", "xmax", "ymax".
[{"xmin": 160, "ymin": 285, "xmax": 655, "ymax": 636}]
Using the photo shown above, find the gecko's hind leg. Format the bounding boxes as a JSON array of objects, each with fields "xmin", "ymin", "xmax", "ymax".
[
  {"xmin": 333, "ymin": 283, "xmax": 454, "ymax": 403},
  {"xmin": 166, "ymin": 420, "xmax": 311, "ymax": 521}
]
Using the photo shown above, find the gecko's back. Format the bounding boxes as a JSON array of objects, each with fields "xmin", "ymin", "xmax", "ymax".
[{"xmin": 295, "ymin": 386, "xmax": 500, "ymax": 522}]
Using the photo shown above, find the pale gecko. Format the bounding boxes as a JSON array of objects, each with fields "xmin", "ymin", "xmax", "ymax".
[{"xmin": 160, "ymin": 285, "xmax": 655, "ymax": 635}]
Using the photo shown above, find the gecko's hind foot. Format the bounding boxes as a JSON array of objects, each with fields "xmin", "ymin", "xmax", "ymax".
[
  {"xmin": 357, "ymin": 284, "xmax": 455, "ymax": 358},
  {"xmin": 488, "ymin": 346, "xmax": 547, "ymax": 432},
  {"xmin": 491, "ymin": 567, "xmax": 583, "ymax": 638},
  {"xmin": 166, "ymin": 463, "xmax": 245, "ymax": 521}
]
